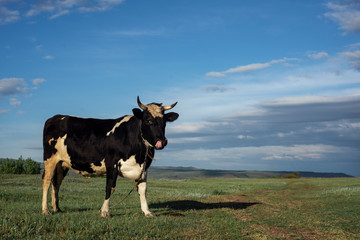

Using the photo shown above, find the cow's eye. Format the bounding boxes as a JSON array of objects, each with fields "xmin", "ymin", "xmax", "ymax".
[{"xmin": 145, "ymin": 118, "xmax": 153, "ymax": 125}]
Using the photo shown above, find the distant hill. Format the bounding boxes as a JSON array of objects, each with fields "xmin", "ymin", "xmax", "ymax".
[
  {"xmin": 37, "ymin": 162, "xmax": 353, "ymax": 179},
  {"xmin": 148, "ymin": 166, "xmax": 354, "ymax": 179}
]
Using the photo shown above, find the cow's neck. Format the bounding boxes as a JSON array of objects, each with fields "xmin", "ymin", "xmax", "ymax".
[{"xmin": 137, "ymin": 120, "xmax": 154, "ymax": 162}]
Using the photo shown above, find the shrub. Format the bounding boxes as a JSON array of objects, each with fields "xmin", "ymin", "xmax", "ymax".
[
  {"xmin": 23, "ymin": 158, "xmax": 41, "ymax": 174},
  {"xmin": 282, "ymin": 172, "xmax": 300, "ymax": 178},
  {"xmin": 0, "ymin": 156, "xmax": 40, "ymax": 174},
  {"xmin": 0, "ymin": 158, "xmax": 16, "ymax": 174}
]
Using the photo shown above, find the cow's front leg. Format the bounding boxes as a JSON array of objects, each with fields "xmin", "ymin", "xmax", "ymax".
[
  {"xmin": 137, "ymin": 178, "xmax": 155, "ymax": 217},
  {"xmin": 100, "ymin": 167, "xmax": 118, "ymax": 218}
]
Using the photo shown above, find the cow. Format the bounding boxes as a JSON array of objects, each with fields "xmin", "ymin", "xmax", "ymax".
[{"xmin": 41, "ymin": 96, "xmax": 178, "ymax": 217}]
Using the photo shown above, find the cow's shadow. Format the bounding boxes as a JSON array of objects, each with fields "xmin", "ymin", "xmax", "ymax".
[{"xmin": 149, "ymin": 200, "xmax": 259, "ymax": 216}]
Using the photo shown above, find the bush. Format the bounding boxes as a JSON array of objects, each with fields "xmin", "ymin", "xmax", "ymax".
[
  {"xmin": 23, "ymin": 158, "xmax": 41, "ymax": 174},
  {"xmin": 0, "ymin": 156, "xmax": 40, "ymax": 174},
  {"xmin": 282, "ymin": 172, "xmax": 300, "ymax": 178}
]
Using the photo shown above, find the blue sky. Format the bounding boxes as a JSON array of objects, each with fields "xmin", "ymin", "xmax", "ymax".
[{"xmin": 1, "ymin": 0, "xmax": 360, "ymax": 176}]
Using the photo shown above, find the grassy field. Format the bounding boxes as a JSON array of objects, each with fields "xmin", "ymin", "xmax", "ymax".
[{"xmin": 1, "ymin": 174, "xmax": 359, "ymax": 239}]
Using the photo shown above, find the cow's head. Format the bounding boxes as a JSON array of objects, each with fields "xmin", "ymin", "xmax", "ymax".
[{"xmin": 133, "ymin": 96, "xmax": 179, "ymax": 150}]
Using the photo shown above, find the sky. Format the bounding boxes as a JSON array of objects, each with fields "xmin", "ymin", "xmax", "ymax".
[{"xmin": 1, "ymin": 0, "xmax": 360, "ymax": 177}]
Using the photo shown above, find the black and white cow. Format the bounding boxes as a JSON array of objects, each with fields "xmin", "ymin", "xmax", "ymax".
[{"xmin": 41, "ymin": 97, "xmax": 178, "ymax": 217}]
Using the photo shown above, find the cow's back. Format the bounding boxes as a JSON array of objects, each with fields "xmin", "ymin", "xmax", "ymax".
[{"xmin": 43, "ymin": 114, "xmax": 131, "ymax": 175}]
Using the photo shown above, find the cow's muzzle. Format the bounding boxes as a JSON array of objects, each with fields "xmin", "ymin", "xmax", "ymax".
[{"xmin": 155, "ymin": 139, "xmax": 167, "ymax": 150}]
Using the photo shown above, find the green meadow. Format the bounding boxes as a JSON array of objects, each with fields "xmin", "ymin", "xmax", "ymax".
[{"xmin": 1, "ymin": 174, "xmax": 359, "ymax": 239}]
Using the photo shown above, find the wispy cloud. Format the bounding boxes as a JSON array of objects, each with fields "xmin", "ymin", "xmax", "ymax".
[
  {"xmin": 32, "ymin": 78, "xmax": 46, "ymax": 85},
  {"xmin": 206, "ymin": 57, "xmax": 299, "ymax": 78},
  {"xmin": 340, "ymin": 49, "xmax": 360, "ymax": 70},
  {"xmin": 0, "ymin": 0, "xmax": 125, "ymax": 24},
  {"xmin": 307, "ymin": 51, "xmax": 329, "ymax": 60},
  {"xmin": 49, "ymin": 9, "xmax": 69, "ymax": 20},
  {"xmin": 9, "ymin": 97, "xmax": 21, "ymax": 107},
  {"xmin": 109, "ymin": 29, "xmax": 166, "ymax": 37},
  {"xmin": 0, "ymin": 6, "xmax": 20, "ymax": 25},
  {"xmin": 205, "ymin": 72, "xmax": 226, "ymax": 78},
  {"xmin": 324, "ymin": 1, "xmax": 360, "ymax": 34},
  {"xmin": 203, "ymin": 85, "xmax": 235, "ymax": 93},
  {"xmin": 260, "ymin": 144, "xmax": 343, "ymax": 161},
  {"xmin": 43, "ymin": 55, "xmax": 54, "ymax": 60}
]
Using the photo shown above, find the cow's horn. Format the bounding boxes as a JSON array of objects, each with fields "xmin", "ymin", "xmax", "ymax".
[
  {"xmin": 137, "ymin": 96, "xmax": 147, "ymax": 110},
  {"xmin": 163, "ymin": 102, "xmax": 178, "ymax": 111}
]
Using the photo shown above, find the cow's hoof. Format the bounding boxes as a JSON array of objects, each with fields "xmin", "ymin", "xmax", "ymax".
[
  {"xmin": 100, "ymin": 211, "xmax": 111, "ymax": 218},
  {"xmin": 145, "ymin": 212, "xmax": 156, "ymax": 217},
  {"xmin": 53, "ymin": 208, "xmax": 63, "ymax": 213},
  {"xmin": 41, "ymin": 209, "xmax": 51, "ymax": 215}
]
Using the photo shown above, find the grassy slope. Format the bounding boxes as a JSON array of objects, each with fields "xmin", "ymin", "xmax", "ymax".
[{"xmin": 1, "ymin": 174, "xmax": 359, "ymax": 239}]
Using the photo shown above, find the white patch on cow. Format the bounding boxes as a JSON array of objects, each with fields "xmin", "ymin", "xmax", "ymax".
[
  {"xmin": 90, "ymin": 159, "xmax": 106, "ymax": 172},
  {"xmin": 146, "ymin": 104, "xmax": 163, "ymax": 118},
  {"xmin": 118, "ymin": 155, "xmax": 145, "ymax": 180},
  {"xmin": 60, "ymin": 117, "xmax": 66, "ymax": 120},
  {"xmin": 106, "ymin": 115, "xmax": 133, "ymax": 136},
  {"xmin": 54, "ymin": 134, "xmax": 71, "ymax": 162},
  {"xmin": 72, "ymin": 159, "xmax": 107, "ymax": 177},
  {"xmin": 86, "ymin": 159, "xmax": 106, "ymax": 177}
]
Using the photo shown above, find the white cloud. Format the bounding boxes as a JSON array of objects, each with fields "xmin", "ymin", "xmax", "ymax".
[
  {"xmin": 43, "ymin": 55, "xmax": 54, "ymax": 60},
  {"xmin": 225, "ymin": 62, "xmax": 271, "ymax": 74},
  {"xmin": 237, "ymin": 135, "xmax": 254, "ymax": 140},
  {"xmin": 324, "ymin": 1, "xmax": 360, "ymax": 34},
  {"xmin": 261, "ymin": 144, "xmax": 342, "ymax": 161},
  {"xmin": 0, "ymin": 78, "xmax": 45, "ymax": 110},
  {"xmin": 261, "ymin": 95, "xmax": 360, "ymax": 106},
  {"xmin": 0, "ymin": 7, "xmax": 20, "ymax": 25},
  {"xmin": 1, "ymin": 0, "xmax": 125, "ymax": 24},
  {"xmin": 170, "ymin": 137, "xmax": 211, "ymax": 144},
  {"xmin": 340, "ymin": 50, "xmax": 360, "ymax": 59},
  {"xmin": 205, "ymin": 72, "xmax": 226, "ymax": 78},
  {"xmin": 167, "ymin": 121, "xmax": 230, "ymax": 134},
  {"xmin": 340, "ymin": 49, "xmax": 360, "ymax": 70},
  {"xmin": 203, "ymin": 85, "xmax": 234, "ymax": 93},
  {"xmin": 35, "ymin": 45, "xmax": 43, "ymax": 51},
  {"xmin": 307, "ymin": 51, "xmax": 329, "ymax": 59},
  {"xmin": 32, "ymin": 78, "xmax": 46, "ymax": 85},
  {"xmin": 157, "ymin": 144, "xmax": 348, "ymax": 166},
  {"xmin": 205, "ymin": 57, "xmax": 299, "ymax": 77},
  {"xmin": 9, "ymin": 98, "xmax": 21, "ymax": 107},
  {"xmin": 49, "ymin": 9, "xmax": 69, "ymax": 19},
  {"xmin": 110, "ymin": 29, "xmax": 166, "ymax": 37},
  {"xmin": 0, "ymin": 78, "xmax": 26, "ymax": 97}
]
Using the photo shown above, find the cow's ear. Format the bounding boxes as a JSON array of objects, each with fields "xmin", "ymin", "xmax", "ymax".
[
  {"xmin": 165, "ymin": 112, "xmax": 179, "ymax": 122},
  {"xmin": 132, "ymin": 108, "xmax": 143, "ymax": 119}
]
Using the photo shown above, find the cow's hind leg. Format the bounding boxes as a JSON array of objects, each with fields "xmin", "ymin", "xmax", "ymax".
[
  {"xmin": 42, "ymin": 156, "xmax": 58, "ymax": 215},
  {"xmin": 137, "ymin": 178, "xmax": 155, "ymax": 217},
  {"xmin": 51, "ymin": 162, "xmax": 69, "ymax": 213}
]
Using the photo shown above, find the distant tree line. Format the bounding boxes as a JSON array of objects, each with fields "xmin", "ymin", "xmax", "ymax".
[{"xmin": 0, "ymin": 156, "xmax": 41, "ymax": 174}]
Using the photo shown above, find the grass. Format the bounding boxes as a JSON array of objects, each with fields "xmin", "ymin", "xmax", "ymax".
[{"xmin": 1, "ymin": 174, "xmax": 359, "ymax": 239}]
